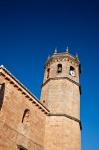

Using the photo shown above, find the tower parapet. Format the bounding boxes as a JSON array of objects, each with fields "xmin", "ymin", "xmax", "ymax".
[{"xmin": 43, "ymin": 49, "xmax": 80, "ymax": 85}]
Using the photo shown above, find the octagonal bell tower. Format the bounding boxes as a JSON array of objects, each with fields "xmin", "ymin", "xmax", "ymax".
[
  {"xmin": 40, "ymin": 48, "xmax": 81, "ymax": 119},
  {"xmin": 40, "ymin": 48, "xmax": 81, "ymax": 150}
]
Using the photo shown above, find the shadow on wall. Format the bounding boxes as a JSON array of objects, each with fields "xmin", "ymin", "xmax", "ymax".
[{"xmin": 0, "ymin": 83, "xmax": 5, "ymax": 111}]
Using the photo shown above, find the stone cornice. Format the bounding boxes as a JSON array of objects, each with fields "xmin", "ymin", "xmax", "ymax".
[
  {"xmin": 48, "ymin": 113, "xmax": 82, "ymax": 130},
  {"xmin": 0, "ymin": 65, "xmax": 49, "ymax": 114},
  {"xmin": 45, "ymin": 52, "xmax": 80, "ymax": 68},
  {"xmin": 42, "ymin": 77, "xmax": 80, "ymax": 88}
]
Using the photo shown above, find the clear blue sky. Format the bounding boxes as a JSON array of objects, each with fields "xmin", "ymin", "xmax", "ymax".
[{"xmin": 0, "ymin": 0, "xmax": 99, "ymax": 149}]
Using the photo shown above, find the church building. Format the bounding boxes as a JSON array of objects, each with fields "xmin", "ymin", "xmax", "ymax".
[{"xmin": 0, "ymin": 48, "xmax": 81, "ymax": 150}]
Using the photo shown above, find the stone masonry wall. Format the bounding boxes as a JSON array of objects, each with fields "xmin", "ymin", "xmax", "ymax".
[
  {"xmin": 0, "ymin": 75, "xmax": 46, "ymax": 150},
  {"xmin": 44, "ymin": 116, "xmax": 81, "ymax": 150},
  {"xmin": 41, "ymin": 79, "xmax": 80, "ymax": 119}
]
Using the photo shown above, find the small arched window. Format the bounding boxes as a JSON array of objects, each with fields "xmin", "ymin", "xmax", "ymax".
[
  {"xmin": 69, "ymin": 66, "xmax": 75, "ymax": 77},
  {"xmin": 22, "ymin": 109, "xmax": 30, "ymax": 126},
  {"xmin": 57, "ymin": 64, "xmax": 62, "ymax": 73},
  {"xmin": 47, "ymin": 68, "xmax": 50, "ymax": 79}
]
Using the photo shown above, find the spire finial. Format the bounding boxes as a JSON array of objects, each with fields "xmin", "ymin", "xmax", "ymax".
[
  {"xmin": 66, "ymin": 46, "xmax": 69, "ymax": 53},
  {"xmin": 76, "ymin": 53, "xmax": 78, "ymax": 58},
  {"xmin": 54, "ymin": 48, "xmax": 57, "ymax": 54},
  {"xmin": 75, "ymin": 53, "xmax": 79, "ymax": 61},
  {"xmin": 0, "ymin": 65, "xmax": 4, "ymax": 68},
  {"xmin": 48, "ymin": 55, "xmax": 50, "ymax": 60}
]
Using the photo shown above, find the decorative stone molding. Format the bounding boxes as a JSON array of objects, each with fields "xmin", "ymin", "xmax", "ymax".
[
  {"xmin": 42, "ymin": 76, "xmax": 80, "ymax": 88},
  {"xmin": 48, "ymin": 113, "xmax": 82, "ymax": 130},
  {"xmin": 45, "ymin": 52, "xmax": 80, "ymax": 69}
]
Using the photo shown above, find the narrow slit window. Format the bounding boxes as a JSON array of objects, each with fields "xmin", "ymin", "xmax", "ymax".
[
  {"xmin": 47, "ymin": 68, "xmax": 50, "ymax": 79},
  {"xmin": 0, "ymin": 83, "xmax": 5, "ymax": 111},
  {"xmin": 57, "ymin": 64, "xmax": 62, "ymax": 73}
]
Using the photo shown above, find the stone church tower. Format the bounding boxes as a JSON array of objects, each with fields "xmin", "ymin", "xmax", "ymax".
[{"xmin": 40, "ymin": 48, "xmax": 81, "ymax": 150}]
